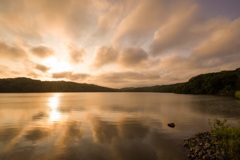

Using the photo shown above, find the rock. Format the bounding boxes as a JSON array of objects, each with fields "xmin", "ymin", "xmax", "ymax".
[
  {"xmin": 167, "ymin": 123, "xmax": 175, "ymax": 128},
  {"xmin": 184, "ymin": 131, "xmax": 226, "ymax": 160}
]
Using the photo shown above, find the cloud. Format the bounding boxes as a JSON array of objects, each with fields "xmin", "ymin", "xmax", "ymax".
[
  {"xmin": 57, "ymin": 0, "xmax": 98, "ymax": 38},
  {"xmin": 97, "ymin": 1, "xmax": 128, "ymax": 35},
  {"xmin": 92, "ymin": 46, "xmax": 157, "ymax": 70},
  {"xmin": 68, "ymin": 44, "xmax": 86, "ymax": 63},
  {"xmin": 70, "ymin": 73, "xmax": 90, "ymax": 81},
  {"xmin": 0, "ymin": 0, "xmax": 240, "ymax": 87},
  {"xmin": 149, "ymin": 3, "xmax": 199, "ymax": 55},
  {"xmin": 35, "ymin": 64, "xmax": 50, "ymax": 72},
  {"xmin": 30, "ymin": 45, "xmax": 54, "ymax": 58},
  {"xmin": 112, "ymin": 0, "xmax": 198, "ymax": 48},
  {"xmin": 50, "ymin": 70, "xmax": 162, "ymax": 88},
  {"xmin": 157, "ymin": 54, "xmax": 200, "ymax": 83},
  {"xmin": 112, "ymin": 0, "xmax": 168, "ymax": 47},
  {"xmin": 52, "ymin": 72, "xmax": 72, "ymax": 79},
  {"xmin": 0, "ymin": 40, "xmax": 27, "ymax": 59},
  {"xmin": 95, "ymin": 71, "xmax": 161, "ymax": 88},
  {"xmin": 0, "ymin": 65, "xmax": 9, "ymax": 75},
  {"xmin": 161, "ymin": 19, "xmax": 240, "ymax": 72},
  {"xmin": 0, "ymin": 0, "xmax": 100, "ymax": 41},
  {"xmin": 158, "ymin": 48, "xmax": 240, "ymax": 84},
  {"xmin": 118, "ymin": 47, "xmax": 149, "ymax": 67},
  {"xmin": 99, "ymin": 72, "xmax": 160, "ymax": 82},
  {"xmin": 52, "ymin": 71, "xmax": 90, "ymax": 81},
  {"xmin": 0, "ymin": 0, "xmax": 42, "ymax": 40},
  {"xmin": 160, "ymin": 54, "xmax": 194, "ymax": 71},
  {"xmin": 92, "ymin": 46, "xmax": 119, "ymax": 68},
  {"xmin": 192, "ymin": 18, "xmax": 240, "ymax": 59},
  {"xmin": 0, "ymin": 60, "xmax": 44, "ymax": 79}
]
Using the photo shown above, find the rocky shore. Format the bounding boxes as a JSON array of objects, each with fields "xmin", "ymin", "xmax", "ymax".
[{"xmin": 184, "ymin": 132, "xmax": 225, "ymax": 160}]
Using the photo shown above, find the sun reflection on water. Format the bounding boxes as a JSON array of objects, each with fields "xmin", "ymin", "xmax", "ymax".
[
  {"xmin": 48, "ymin": 95, "xmax": 60, "ymax": 109},
  {"xmin": 49, "ymin": 109, "xmax": 61, "ymax": 122},
  {"xmin": 47, "ymin": 94, "xmax": 61, "ymax": 122}
]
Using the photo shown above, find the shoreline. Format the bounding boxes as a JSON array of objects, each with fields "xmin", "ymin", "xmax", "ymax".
[
  {"xmin": 184, "ymin": 119, "xmax": 240, "ymax": 160},
  {"xmin": 184, "ymin": 132, "xmax": 225, "ymax": 160}
]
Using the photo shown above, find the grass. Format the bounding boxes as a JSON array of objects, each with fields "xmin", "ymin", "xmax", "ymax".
[{"xmin": 209, "ymin": 119, "xmax": 240, "ymax": 160}]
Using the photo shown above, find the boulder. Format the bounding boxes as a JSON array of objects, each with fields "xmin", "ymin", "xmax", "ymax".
[{"xmin": 168, "ymin": 123, "xmax": 175, "ymax": 128}]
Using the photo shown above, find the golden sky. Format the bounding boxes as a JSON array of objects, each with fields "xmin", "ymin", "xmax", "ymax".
[{"xmin": 0, "ymin": 0, "xmax": 239, "ymax": 88}]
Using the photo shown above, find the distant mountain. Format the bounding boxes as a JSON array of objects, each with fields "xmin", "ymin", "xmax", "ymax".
[
  {"xmin": 0, "ymin": 77, "xmax": 117, "ymax": 92},
  {"xmin": 121, "ymin": 68, "xmax": 240, "ymax": 96},
  {"xmin": 1, "ymin": 68, "xmax": 240, "ymax": 95}
]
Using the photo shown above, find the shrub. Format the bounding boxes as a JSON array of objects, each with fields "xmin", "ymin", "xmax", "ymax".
[
  {"xmin": 235, "ymin": 91, "xmax": 240, "ymax": 99},
  {"xmin": 209, "ymin": 119, "xmax": 240, "ymax": 160}
]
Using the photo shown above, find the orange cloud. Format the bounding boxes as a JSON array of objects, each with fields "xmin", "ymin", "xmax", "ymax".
[
  {"xmin": 92, "ymin": 46, "xmax": 119, "ymax": 68},
  {"xmin": 30, "ymin": 45, "xmax": 54, "ymax": 58},
  {"xmin": 68, "ymin": 44, "xmax": 86, "ymax": 64},
  {"xmin": 95, "ymin": 71, "xmax": 161, "ymax": 88},
  {"xmin": 118, "ymin": 48, "xmax": 149, "ymax": 67},
  {"xmin": 0, "ymin": 0, "xmax": 239, "ymax": 87},
  {"xmin": 0, "ymin": 40, "xmax": 28, "ymax": 59},
  {"xmin": 150, "ymin": 4, "xmax": 199, "ymax": 55},
  {"xmin": 112, "ymin": 0, "xmax": 167, "ymax": 47},
  {"xmin": 193, "ymin": 18, "xmax": 240, "ymax": 59},
  {"xmin": 35, "ymin": 64, "xmax": 50, "ymax": 72},
  {"xmin": 52, "ymin": 72, "xmax": 90, "ymax": 81}
]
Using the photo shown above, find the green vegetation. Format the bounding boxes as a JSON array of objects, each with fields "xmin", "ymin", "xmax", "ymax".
[
  {"xmin": 123, "ymin": 68, "xmax": 240, "ymax": 97},
  {"xmin": 235, "ymin": 91, "xmax": 240, "ymax": 99},
  {"xmin": 209, "ymin": 119, "xmax": 240, "ymax": 160},
  {"xmin": 0, "ymin": 68, "xmax": 240, "ymax": 94},
  {"xmin": 0, "ymin": 77, "xmax": 116, "ymax": 92}
]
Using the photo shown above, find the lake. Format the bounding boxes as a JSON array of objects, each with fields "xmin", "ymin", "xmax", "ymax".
[{"xmin": 0, "ymin": 93, "xmax": 240, "ymax": 160}]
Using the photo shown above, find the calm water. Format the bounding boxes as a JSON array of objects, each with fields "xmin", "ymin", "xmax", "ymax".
[{"xmin": 0, "ymin": 93, "xmax": 240, "ymax": 160}]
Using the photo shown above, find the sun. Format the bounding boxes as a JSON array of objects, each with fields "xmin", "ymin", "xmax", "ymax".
[{"xmin": 43, "ymin": 57, "xmax": 72, "ymax": 73}]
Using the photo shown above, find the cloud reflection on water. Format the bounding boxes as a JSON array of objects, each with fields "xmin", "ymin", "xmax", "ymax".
[
  {"xmin": 0, "ymin": 93, "xmax": 240, "ymax": 160},
  {"xmin": 0, "ymin": 127, "xmax": 22, "ymax": 143},
  {"xmin": 63, "ymin": 121, "xmax": 85, "ymax": 144},
  {"xmin": 88, "ymin": 116, "xmax": 180, "ymax": 160},
  {"xmin": 91, "ymin": 118, "xmax": 118, "ymax": 143},
  {"xmin": 24, "ymin": 127, "xmax": 50, "ymax": 142}
]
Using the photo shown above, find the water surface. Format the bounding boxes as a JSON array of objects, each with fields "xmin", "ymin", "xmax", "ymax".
[{"xmin": 0, "ymin": 93, "xmax": 240, "ymax": 160}]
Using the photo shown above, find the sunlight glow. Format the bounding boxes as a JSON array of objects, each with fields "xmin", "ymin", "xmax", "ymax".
[
  {"xmin": 48, "ymin": 94, "xmax": 61, "ymax": 122},
  {"xmin": 49, "ymin": 109, "xmax": 61, "ymax": 122},
  {"xmin": 44, "ymin": 57, "xmax": 72, "ymax": 73},
  {"xmin": 48, "ymin": 95, "xmax": 60, "ymax": 109}
]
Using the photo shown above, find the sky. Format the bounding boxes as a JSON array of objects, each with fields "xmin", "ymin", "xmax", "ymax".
[{"xmin": 0, "ymin": 0, "xmax": 239, "ymax": 88}]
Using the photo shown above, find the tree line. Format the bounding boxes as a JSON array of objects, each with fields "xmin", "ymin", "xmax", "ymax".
[
  {"xmin": 0, "ymin": 77, "xmax": 116, "ymax": 92},
  {"xmin": 0, "ymin": 68, "xmax": 239, "ymax": 96},
  {"xmin": 123, "ymin": 68, "xmax": 240, "ymax": 96}
]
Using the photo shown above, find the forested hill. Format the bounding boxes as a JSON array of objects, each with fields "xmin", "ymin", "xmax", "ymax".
[
  {"xmin": 1, "ymin": 68, "xmax": 240, "ymax": 94},
  {"xmin": 122, "ymin": 68, "xmax": 240, "ymax": 96},
  {"xmin": 0, "ymin": 78, "xmax": 116, "ymax": 92}
]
